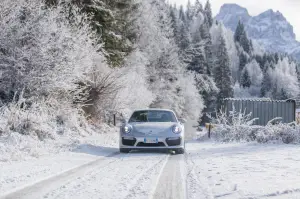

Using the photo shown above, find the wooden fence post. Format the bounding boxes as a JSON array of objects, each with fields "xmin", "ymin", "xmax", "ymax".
[
  {"xmin": 208, "ymin": 123, "xmax": 211, "ymax": 138},
  {"xmin": 113, "ymin": 114, "xmax": 116, "ymax": 126}
]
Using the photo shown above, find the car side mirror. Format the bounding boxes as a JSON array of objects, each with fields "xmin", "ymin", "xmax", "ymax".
[{"xmin": 179, "ymin": 118, "xmax": 187, "ymax": 124}]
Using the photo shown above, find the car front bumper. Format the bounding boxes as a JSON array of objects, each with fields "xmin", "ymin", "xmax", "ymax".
[{"xmin": 119, "ymin": 136, "xmax": 184, "ymax": 149}]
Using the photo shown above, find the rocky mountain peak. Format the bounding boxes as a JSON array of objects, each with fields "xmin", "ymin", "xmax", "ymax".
[{"xmin": 216, "ymin": 4, "xmax": 300, "ymax": 60}]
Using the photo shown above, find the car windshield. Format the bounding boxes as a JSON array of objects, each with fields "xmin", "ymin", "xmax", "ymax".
[{"xmin": 129, "ymin": 110, "xmax": 177, "ymax": 123}]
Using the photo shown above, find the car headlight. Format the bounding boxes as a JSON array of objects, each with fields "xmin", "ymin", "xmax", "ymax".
[
  {"xmin": 122, "ymin": 124, "xmax": 132, "ymax": 134},
  {"xmin": 172, "ymin": 125, "xmax": 182, "ymax": 134}
]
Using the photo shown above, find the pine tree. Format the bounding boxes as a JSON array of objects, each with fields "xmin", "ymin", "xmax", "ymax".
[
  {"xmin": 240, "ymin": 32, "xmax": 251, "ymax": 54},
  {"xmin": 234, "ymin": 20, "xmax": 251, "ymax": 53},
  {"xmin": 179, "ymin": 5, "xmax": 186, "ymax": 23},
  {"xmin": 238, "ymin": 52, "xmax": 248, "ymax": 78},
  {"xmin": 240, "ymin": 69, "xmax": 251, "ymax": 88},
  {"xmin": 214, "ymin": 34, "xmax": 233, "ymax": 109},
  {"xmin": 200, "ymin": 21, "xmax": 213, "ymax": 75},
  {"xmin": 193, "ymin": 0, "xmax": 204, "ymax": 17},
  {"xmin": 185, "ymin": 44, "xmax": 207, "ymax": 74},
  {"xmin": 170, "ymin": 6, "xmax": 180, "ymax": 45},
  {"xmin": 61, "ymin": 0, "xmax": 137, "ymax": 67},
  {"xmin": 279, "ymin": 88, "xmax": 288, "ymax": 100},
  {"xmin": 261, "ymin": 68, "xmax": 271, "ymax": 97},
  {"xmin": 178, "ymin": 23, "xmax": 190, "ymax": 52},
  {"xmin": 204, "ymin": 0, "xmax": 213, "ymax": 27},
  {"xmin": 184, "ymin": 24, "xmax": 206, "ymax": 74},
  {"xmin": 186, "ymin": 0, "xmax": 193, "ymax": 21},
  {"xmin": 250, "ymin": 39, "xmax": 254, "ymax": 52},
  {"xmin": 234, "ymin": 20, "xmax": 244, "ymax": 42}
]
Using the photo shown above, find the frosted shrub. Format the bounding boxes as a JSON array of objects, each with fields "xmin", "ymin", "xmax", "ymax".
[
  {"xmin": 210, "ymin": 108, "xmax": 260, "ymax": 142},
  {"xmin": 210, "ymin": 108, "xmax": 300, "ymax": 144},
  {"xmin": 0, "ymin": 93, "xmax": 89, "ymax": 139},
  {"xmin": 256, "ymin": 123, "xmax": 300, "ymax": 144}
]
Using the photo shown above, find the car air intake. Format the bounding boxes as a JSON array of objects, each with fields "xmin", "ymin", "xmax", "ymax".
[
  {"xmin": 137, "ymin": 142, "xmax": 166, "ymax": 147},
  {"xmin": 166, "ymin": 137, "xmax": 181, "ymax": 146},
  {"xmin": 122, "ymin": 137, "xmax": 136, "ymax": 146}
]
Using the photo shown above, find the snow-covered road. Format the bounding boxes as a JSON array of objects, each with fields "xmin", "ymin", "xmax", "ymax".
[{"xmin": 2, "ymin": 141, "xmax": 300, "ymax": 199}]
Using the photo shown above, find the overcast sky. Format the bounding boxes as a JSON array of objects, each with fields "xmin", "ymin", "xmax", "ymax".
[{"xmin": 168, "ymin": 0, "xmax": 300, "ymax": 41}]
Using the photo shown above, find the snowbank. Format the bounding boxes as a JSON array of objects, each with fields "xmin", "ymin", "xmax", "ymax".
[{"xmin": 0, "ymin": 123, "xmax": 118, "ymax": 162}]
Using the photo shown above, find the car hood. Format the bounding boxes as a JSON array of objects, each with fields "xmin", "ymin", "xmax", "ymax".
[{"xmin": 130, "ymin": 122, "xmax": 177, "ymax": 136}]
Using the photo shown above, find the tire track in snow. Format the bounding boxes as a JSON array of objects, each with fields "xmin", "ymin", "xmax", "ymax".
[
  {"xmin": 123, "ymin": 153, "xmax": 170, "ymax": 199},
  {"xmin": 43, "ymin": 152, "xmax": 169, "ymax": 199},
  {"xmin": 0, "ymin": 152, "xmax": 120, "ymax": 199},
  {"xmin": 151, "ymin": 154, "xmax": 186, "ymax": 199},
  {"xmin": 184, "ymin": 151, "xmax": 214, "ymax": 199}
]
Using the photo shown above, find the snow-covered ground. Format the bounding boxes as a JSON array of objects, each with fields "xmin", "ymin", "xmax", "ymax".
[
  {"xmin": 2, "ymin": 129, "xmax": 300, "ymax": 199},
  {"xmin": 186, "ymin": 141, "xmax": 300, "ymax": 199}
]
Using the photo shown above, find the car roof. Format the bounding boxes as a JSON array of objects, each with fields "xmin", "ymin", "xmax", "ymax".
[{"xmin": 133, "ymin": 108, "xmax": 175, "ymax": 112}]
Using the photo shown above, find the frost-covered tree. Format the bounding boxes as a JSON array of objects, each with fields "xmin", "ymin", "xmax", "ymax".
[
  {"xmin": 200, "ymin": 21, "xmax": 213, "ymax": 75},
  {"xmin": 185, "ymin": 31, "xmax": 207, "ymax": 74},
  {"xmin": 214, "ymin": 34, "xmax": 233, "ymax": 109},
  {"xmin": 178, "ymin": 23, "xmax": 191, "ymax": 52},
  {"xmin": 193, "ymin": 0, "xmax": 204, "ymax": 17},
  {"xmin": 135, "ymin": 0, "xmax": 204, "ymax": 119},
  {"xmin": 240, "ymin": 33, "xmax": 251, "ymax": 54},
  {"xmin": 239, "ymin": 52, "xmax": 248, "ymax": 73},
  {"xmin": 47, "ymin": 0, "xmax": 137, "ymax": 67},
  {"xmin": 204, "ymin": 0, "xmax": 213, "ymax": 27},
  {"xmin": 261, "ymin": 68, "xmax": 272, "ymax": 97},
  {"xmin": 240, "ymin": 69, "xmax": 251, "ymax": 88},
  {"xmin": 179, "ymin": 5, "xmax": 186, "ymax": 22},
  {"xmin": 234, "ymin": 20, "xmax": 251, "ymax": 54},
  {"xmin": 0, "ymin": 0, "xmax": 130, "ymax": 136},
  {"xmin": 268, "ymin": 58, "xmax": 299, "ymax": 99},
  {"xmin": 186, "ymin": 0, "xmax": 193, "ymax": 22},
  {"xmin": 234, "ymin": 20, "xmax": 244, "ymax": 43},
  {"xmin": 170, "ymin": 6, "xmax": 180, "ymax": 43}
]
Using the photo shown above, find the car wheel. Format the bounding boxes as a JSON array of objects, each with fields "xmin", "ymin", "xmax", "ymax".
[
  {"xmin": 176, "ymin": 148, "xmax": 185, "ymax": 154},
  {"xmin": 120, "ymin": 148, "xmax": 130, "ymax": 153}
]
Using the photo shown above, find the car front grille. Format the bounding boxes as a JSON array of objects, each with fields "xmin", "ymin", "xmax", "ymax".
[
  {"xmin": 136, "ymin": 142, "xmax": 166, "ymax": 147},
  {"xmin": 122, "ymin": 137, "xmax": 136, "ymax": 146},
  {"xmin": 166, "ymin": 137, "xmax": 181, "ymax": 146}
]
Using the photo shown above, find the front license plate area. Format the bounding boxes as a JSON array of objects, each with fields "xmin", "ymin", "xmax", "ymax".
[{"xmin": 144, "ymin": 138, "xmax": 158, "ymax": 144}]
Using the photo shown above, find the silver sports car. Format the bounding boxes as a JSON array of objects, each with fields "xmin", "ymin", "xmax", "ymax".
[{"xmin": 119, "ymin": 109, "xmax": 185, "ymax": 154}]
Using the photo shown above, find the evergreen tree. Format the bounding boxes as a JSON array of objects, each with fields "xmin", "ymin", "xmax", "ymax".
[
  {"xmin": 239, "ymin": 52, "xmax": 248, "ymax": 77},
  {"xmin": 214, "ymin": 34, "xmax": 233, "ymax": 109},
  {"xmin": 184, "ymin": 24, "xmax": 207, "ymax": 74},
  {"xmin": 279, "ymin": 88, "xmax": 288, "ymax": 100},
  {"xmin": 204, "ymin": 0, "xmax": 213, "ymax": 27},
  {"xmin": 185, "ymin": 44, "xmax": 207, "ymax": 74},
  {"xmin": 250, "ymin": 39, "xmax": 254, "ymax": 52},
  {"xmin": 178, "ymin": 23, "xmax": 190, "ymax": 52},
  {"xmin": 234, "ymin": 20, "xmax": 244, "ymax": 42},
  {"xmin": 179, "ymin": 5, "xmax": 186, "ymax": 23},
  {"xmin": 240, "ymin": 69, "xmax": 251, "ymax": 88},
  {"xmin": 240, "ymin": 32, "xmax": 251, "ymax": 54},
  {"xmin": 234, "ymin": 20, "xmax": 251, "ymax": 53},
  {"xmin": 261, "ymin": 68, "xmax": 271, "ymax": 97},
  {"xmin": 170, "ymin": 6, "xmax": 180, "ymax": 45},
  {"xmin": 193, "ymin": 0, "xmax": 204, "ymax": 17},
  {"xmin": 200, "ymin": 21, "xmax": 213, "ymax": 75},
  {"xmin": 186, "ymin": 0, "xmax": 193, "ymax": 21},
  {"xmin": 57, "ymin": 0, "xmax": 137, "ymax": 67}
]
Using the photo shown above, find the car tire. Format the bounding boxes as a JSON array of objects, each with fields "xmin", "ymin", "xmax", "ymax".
[
  {"xmin": 120, "ymin": 148, "xmax": 130, "ymax": 153},
  {"xmin": 176, "ymin": 148, "xmax": 185, "ymax": 154}
]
